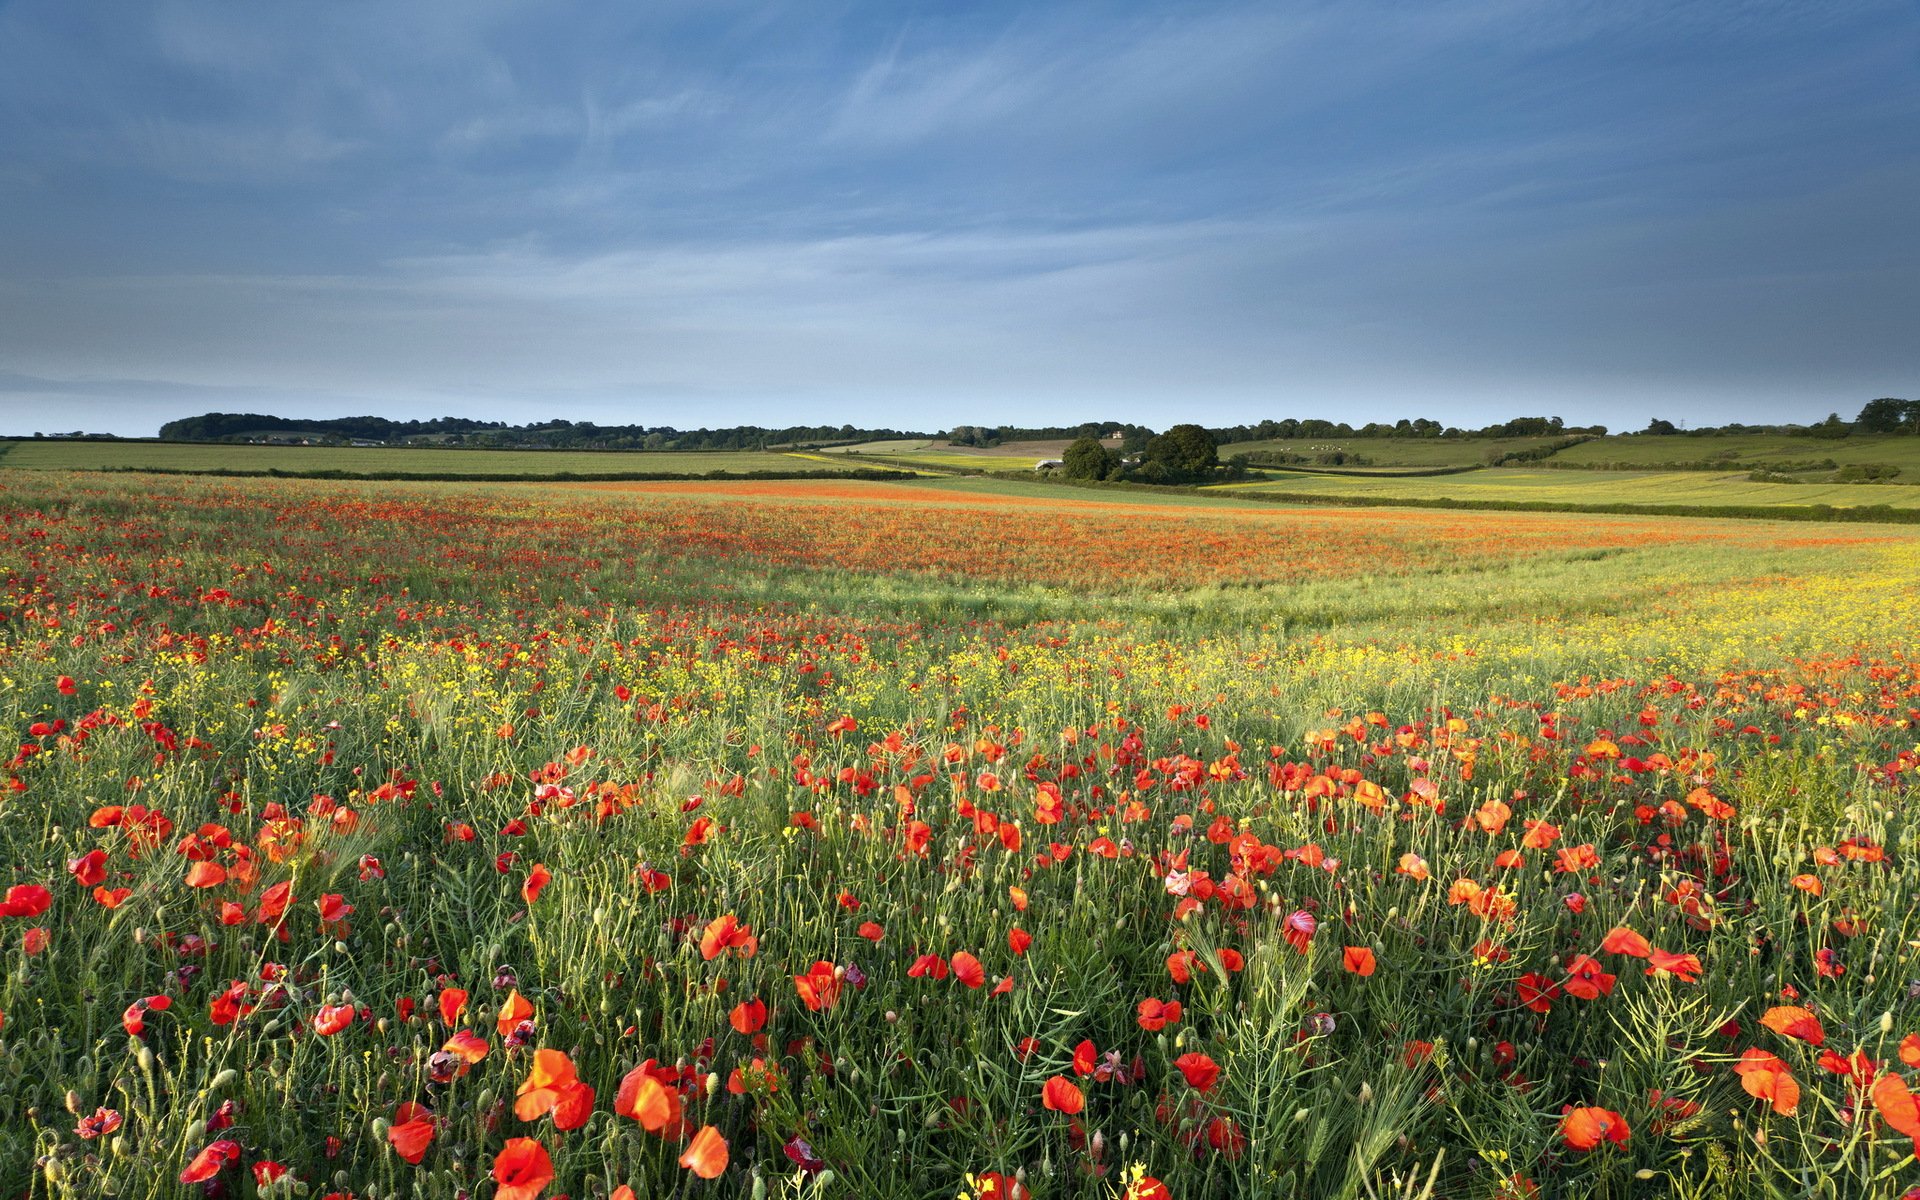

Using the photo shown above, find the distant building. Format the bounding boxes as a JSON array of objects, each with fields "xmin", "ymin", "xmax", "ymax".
[{"xmin": 1035, "ymin": 459, "xmax": 1064, "ymax": 471}]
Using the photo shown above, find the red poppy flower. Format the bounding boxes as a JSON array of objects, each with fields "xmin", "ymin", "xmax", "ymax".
[
  {"xmin": 492, "ymin": 1137, "xmax": 555, "ymax": 1200},
  {"xmin": 180, "ymin": 1139, "xmax": 243, "ymax": 1183},
  {"xmin": 951, "ymin": 952, "xmax": 986, "ymax": 989},
  {"xmin": 730, "ymin": 996, "xmax": 767, "ymax": 1034},
  {"xmin": 123, "ymin": 994, "xmax": 171, "ymax": 1037},
  {"xmin": 1516, "ymin": 973, "xmax": 1559, "ymax": 1014},
  {"xmin": 1137, "ymin": 998, "xmax": 1182, "ymax": 1030},
  {"xmin": 312, "ymin": 1004, "xmax": 356, "ymax": 1035},
  {"xmin": 522, "ymin": 863, "xmax": 551, "ymax": 905},
  {"xmin": 1174, "ymin": 1052, "xmax": 1220, "ymax": 1093},
  {"xmin": 68, "ymin": 849, "xmax": 107, "ymax": 888},
  {"xmin": 1342, "ymin": 946, "xmax": 1376, "ymax": 976},
  {"xmin": 1, "ymin": 884, "xmax": 53, "ymax": 917},
  {"xmin": 389, "ymin": 1103, "xmax": 435, "ymax": 1164},
  {"xmin": 793, "ymin": 961, "xmax": 843, "ymax": 1012},
  {"xmin": 1041, "ymin": 1075, "xmax": 1085, "ymax": 1114},
  {"xmin": 1562, "ymin": 955, "xmax": 1616, "ymax": 1001},
  {"xmin": 438, "ymin": 986, "xmax": 468, "ymax": 1026}
]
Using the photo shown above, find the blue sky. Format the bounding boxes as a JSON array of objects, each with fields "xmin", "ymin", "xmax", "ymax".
[{"xmin": 0, "ymin": 0, "xmax": 1914, "ymax": 436}]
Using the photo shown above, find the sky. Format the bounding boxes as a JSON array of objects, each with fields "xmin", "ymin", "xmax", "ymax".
[{"xmin": 0, "ymin": 0, "xmax": 1914, "ymax": 437}]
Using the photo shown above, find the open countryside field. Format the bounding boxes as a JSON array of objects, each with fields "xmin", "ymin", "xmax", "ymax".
[
  {"xmin": 0, "ymin": 440, "xmax": 873, "ymax": 477},
  {"xmin": 1217, "ymin": 436, "xmax": 1571, "ymax": 468},
  {"xmin": 3, "ymin": 470, "xmax": 1920, "ymax": 1199},
  {"xmin": 1554, "ymin": 434, "xmax": 1920, "ymax": 472},
  {"xmin": 1223, "ymin": 467, "xmax": 1920, "ymax": 511}
]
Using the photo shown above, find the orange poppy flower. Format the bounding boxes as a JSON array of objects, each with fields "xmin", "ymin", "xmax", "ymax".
[
  {"xmin": 680, "ymin": 1124, "xmax": 729, "ymax": 1178},
  {"xmin": 615, "ymin": 1061, "xmax": 681, "ymax": 1132},
  {"xmin": 496, "ymin": 988, "xmax": 535, "ymax": 1037},
  {"xmin": 515, "ymin": 1049, "xmax": 595, "ymax": 1130},
  {"xmin": 700, "ymin": 914, "xmax": 757, "ymax": 960},
  {"xmin": 1735, "ymin": 1048, "xmax": 1800, "ymax": 1115},
  {"xmin": 1599, "ymin": 927, "xmax": 1652, "ymax": 958},
  {"xmin": 1343, "ymin": 946, "xmax": 1376, "ymax": 976},
  {"xmin": 1760, "ymin": 1006, "xmax": 1825, "ymax": 1047},
  {"xmin": 1560, "ymin": 1105, "xmax": 1628, "ymax": 1150}
]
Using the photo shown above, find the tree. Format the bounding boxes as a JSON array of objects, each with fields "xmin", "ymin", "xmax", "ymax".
[
  {"xmin": 1807, "ymin": 412, "xmax": 1852, "ymax": 440},
  {"xmin": 1645, "ymin": 418, "xmax": 1678, "ymax": 435},
  {"xmin": 1856, "ymin": 398, "xmax": 1918, "ymax": 435},
  {"xmin": 1143, "ymin": 424, "xmax": 1218, "ymax": 478},
  {"xmin": 1061, "ymin": 437, "xmax": 1115, "ymax": 480}
]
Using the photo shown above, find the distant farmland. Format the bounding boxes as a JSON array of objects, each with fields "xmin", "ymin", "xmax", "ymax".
[{"xmin": 0, "ymin": 440, "xmax": 901, "ymax": 477}]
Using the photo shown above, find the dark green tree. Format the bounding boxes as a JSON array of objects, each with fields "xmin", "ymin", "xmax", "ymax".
[
  {"xmin": 1144, "ymin": 423, "xmax": 1218, "ymax": 478},
  {"xmin": 1061, "ymin": 437, "xmax": 1115, "ymax": 480},
  {"xmin": 1855, "ymin": 398, "xmax": 1917, "ymax": 434}
]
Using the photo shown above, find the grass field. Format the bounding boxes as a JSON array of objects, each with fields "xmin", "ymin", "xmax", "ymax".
[
  {"xmin": 3, "ymin": 469, "xmax": 1920, "ymax": 1198},
  {"xmin": 1220, "ymin": 466, "xmax": 1920, "ymax": 510},
  {"xmin": 0, "ymin": 440, "xmax": 863, "ymax": 476},
  {"xmin": 1217, "ymin": 435, "xmax": 1571, "ymax": 467},
  {"xmin": 1556, "ymin": 433, "xmax": 1920, "ymax": 471}
]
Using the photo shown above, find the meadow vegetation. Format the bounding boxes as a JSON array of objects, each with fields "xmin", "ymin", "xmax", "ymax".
[{"xmin": 1, "ymin": 473, "xmax": 1918, "ymax": 1199}]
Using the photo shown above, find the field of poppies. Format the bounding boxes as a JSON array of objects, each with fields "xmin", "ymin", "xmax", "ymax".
[{"xmin": 3, "ymin": 472, "xmax": 1919, "ymax": 1200}]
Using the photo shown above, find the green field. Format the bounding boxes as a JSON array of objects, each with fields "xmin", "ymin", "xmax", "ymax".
[
  {"xmin": 1218, "ymin": 466, "xmax": 1920, "ymax": 509},
  {"xmin": 0, "ymin": 440, "xmax": 873, "ymax": 476},
  {"xmin": 1217, "ymin": 435, "xmax": 1570, "ymax": 467},
  {"xmin": 1554, "ymin": 432, "xmax": 1920, "ymax": 470}
]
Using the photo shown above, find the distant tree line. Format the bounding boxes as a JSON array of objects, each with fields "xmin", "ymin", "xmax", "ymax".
[
  {"xmin": 1639, "ymin": 399, "xmax": 1916, "ymax": 439},
  {"xmin": 148, "ymin": 400, "xmax": 1915, "ymax": 455},
  {"xmin": 158, "ymin": 413, "xmax": 929, "ymax": 451}
]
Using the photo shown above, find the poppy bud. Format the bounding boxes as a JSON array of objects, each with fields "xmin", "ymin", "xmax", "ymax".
[
  {"xmin": 706, "ymin": 1072, "xmax": 720, "ymax": 1097},
  {"xmin": 1636, "ymin": 1170, "xmax": 1655, "ymax": 1180},
  {"xmin": 371, "ymin": 1118, "xmax": 389, "ymax": 1141},
  {"xmin": 64, "ymin": 1090, "xmax": 80, "ymax": 1114},
  {"xmin": 1294, "ymin": 1107, "xmax": 1309, "ymax": 1123},
  {"xmin": 211, "ymin": 1069, "xmax": 238, "ymax": 1091},
  {"xmin": 753, "ymin": 1178, "xmax": 767, "ymax": 1200},
  {"xmin": 1358, "ymin": 1082, "xmax": 1374, "ymax": 1105},
  {"xmin": 885, "ymin": 1011, "xmax": 898, "ymax": 1024},
  {"xmin": 1883, "ymin": 1011, "xmax": 1896, "ymax": 1035},
  {"xmin": 334, "ymin": 940, "xmax": 348, "ymax": 954},
  {"xmin": 817, "ymin": 1171, "xmax": 838, "ymax": 1187}
]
